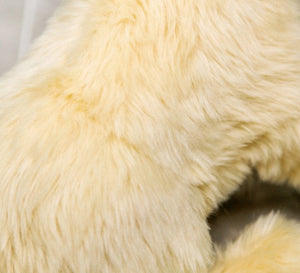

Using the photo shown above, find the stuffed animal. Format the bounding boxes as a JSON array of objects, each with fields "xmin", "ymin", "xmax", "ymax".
[{"xmin": 0, "ymin": 0, "xmax": 299, "ymax": 272}]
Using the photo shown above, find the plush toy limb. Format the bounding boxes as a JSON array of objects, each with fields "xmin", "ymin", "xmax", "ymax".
[
  {"xmin": 1, "ymin": 0, "xmax": 299, "ymax": 272},
  {"xmin": 210, "ymin": 212, "xmax": 300, "ymax": 273}
]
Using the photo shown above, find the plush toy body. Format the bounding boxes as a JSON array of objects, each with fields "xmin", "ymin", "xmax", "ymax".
[{"xmin": 0, "ymin": 0, "xmax": 299, "ymax": 272}]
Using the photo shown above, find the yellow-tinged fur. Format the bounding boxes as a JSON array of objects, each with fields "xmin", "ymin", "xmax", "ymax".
[
  {"xmin": 211, "ymin": 213, "xmax": 300, "ymax": 273},
  {"xmin": 0, "ymin": 0, "xmax": 299, "ymax": 272}
]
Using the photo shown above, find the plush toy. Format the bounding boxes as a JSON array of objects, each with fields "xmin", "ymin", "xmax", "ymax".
[{"xmin": 0, "ymin": 0, "xmax": 299, "ymax": 272}]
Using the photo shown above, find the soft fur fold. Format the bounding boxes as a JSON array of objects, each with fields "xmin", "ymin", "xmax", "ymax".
[{"xmin": 0, "ymin": 0, "xmax": 299, "ymax": 272}]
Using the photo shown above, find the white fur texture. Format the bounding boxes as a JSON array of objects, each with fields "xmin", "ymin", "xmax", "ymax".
[{"xmin": 0, "ymin": 0, "xmax": 299, "ymax": 272}]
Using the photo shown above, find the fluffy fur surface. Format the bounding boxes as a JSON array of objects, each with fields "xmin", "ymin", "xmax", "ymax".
[
  {"xmin": 211, "ymin": 213, "xmax": 300, "ymax": 273},
  {"xmin": 0, "ymin": 0, "xmax": 299, "ymax": 272}
]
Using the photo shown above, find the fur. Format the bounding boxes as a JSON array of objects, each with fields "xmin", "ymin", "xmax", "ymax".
[
  {"xmin": 0, "ymin": 0, "xmax": 299, "ymax": 272},
  {"xmin": 211, "ymin": 213, "xmax": 300, "ymax": 273}
]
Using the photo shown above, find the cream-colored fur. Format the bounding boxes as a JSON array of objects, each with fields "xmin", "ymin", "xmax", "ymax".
[
  {"xmin": 211, "ymin": 213, "xmax": 300, "ymax": 273},
  {"xmin": 0, "ymin": 0, "xmax": 299, "ymax": 272}
]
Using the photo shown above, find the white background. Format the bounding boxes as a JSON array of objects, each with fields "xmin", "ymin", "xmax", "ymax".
[{"xmin": 0, "ymin": 0, "xmax": 61, "ymax": 74}]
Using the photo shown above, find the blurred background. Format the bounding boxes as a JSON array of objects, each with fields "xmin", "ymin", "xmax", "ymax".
[
  {"xmin": 0, "ymin": 0, "xmax": 299, "ymax": 247},
  {"xmin": 0, "ymin": 0, "xmax": 61, "ymax": 74}
]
